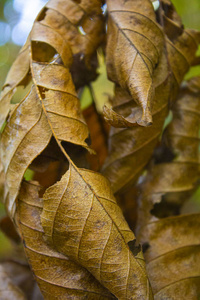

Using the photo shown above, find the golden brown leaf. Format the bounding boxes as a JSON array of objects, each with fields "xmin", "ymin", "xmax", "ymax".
[
  {"xmin": 137, "ymin": 78, "xmax": 200, "ymax": 230},
  {"xmin": 17, "ymin": 181, "xmax": 115, "ymax": 300},
  {"xmin": 0, "ymin": 86, "xmax": 52, "ymax": 216},
  {"xmin": 101, "ymin": 9, "xmax": 200, "ymax": 194},
  {"xmin": 0, "ymin": 0, "xmax": 107, "ymax": 217},
  {"xmin": 0, "ymin": 40, "xmax": 30, "ymax": 128},
  {"xmin": 105, "ymin": 0, "xmax": 165, "ymax": 126},
  {"xmin": 136, "ymin": 78, "xmax": 200, "ymax": 298},
  {"xmin": 41, "ymin": 165, "xmax": 153, "ymax": 299},
  {"xmin": 166, "ymin": 28, "xmax": 200, "ymax": 102},
  {"xmin": 159, "ymin": 0, "xmax": 183, "ymax": 40},
  {"xmin": 102, "ymin": 51, "xmax": 170, "ymax": 193},
  {"xmin": 141, "ymin": 214, "xmax": 200, "ymax": 299}
]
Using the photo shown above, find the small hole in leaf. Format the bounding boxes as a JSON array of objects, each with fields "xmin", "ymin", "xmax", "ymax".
[
  {"xmin": 78, "ymin": 26, "xmax": 86, "ymax": 35},
  {"xmin": 152, "ymin": 0, "xmax": 160, "ymax": 11},
  {"xmin": 128, "ymin": 239, "xmax": 142, "ymax": 256},
  {"xmin": 31, "ymin": 41, "xmax": 57, "ymax": 63},
  {"xmin": 24, "ymin": 168, "xmax": 34, "ymax": 181},
  {"xmin": 101, "ymin": 3, "xmax": 107, "ymax": 15}
]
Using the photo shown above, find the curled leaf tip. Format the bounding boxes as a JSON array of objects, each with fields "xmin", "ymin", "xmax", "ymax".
[{"xmin": 103, "ymin": 105, "xmax": 152, "ymax": 128}]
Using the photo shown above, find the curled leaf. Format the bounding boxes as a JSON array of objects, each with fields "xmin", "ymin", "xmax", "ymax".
[
  {"xmin": 0, "ymin": 40, "xmax": 30, "ymax": 128},
  {"xmin": 41, "ymin": 165, "xmax": 153, "ymax": 299},
  {"xmin": 101, "ymin": 7, "xmax": 200, "ymax": 194},
  {"xmin": 17, "ymin": 181, "xmax": 114, "ymax": 299},
  {"xmin": 102, "ymin": 50, "xmax": 170, "ymax": 193},
  {"xmin": 141, "ymin": 214, "xmax": 200, "ymax": 299},
  {"xmin": 0, "ymin": 0, "xmax": 106, "ymax": 217},
  {"xmin": 105, "ymin": 0, "xmax": 165, "ymax": 126},
  {"xmin": 136, "ymin": 78, "xmax": 200, "ymax": 298}
]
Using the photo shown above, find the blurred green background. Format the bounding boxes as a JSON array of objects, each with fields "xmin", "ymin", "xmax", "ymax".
[{"xmin": 0, "ymin": 0, "xmax": 200, "ymax": 258}]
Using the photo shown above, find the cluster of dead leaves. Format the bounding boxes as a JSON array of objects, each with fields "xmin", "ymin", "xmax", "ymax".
[{"xmin": 0, "ymin": 0, "xmax": 200, "ymax": 299}]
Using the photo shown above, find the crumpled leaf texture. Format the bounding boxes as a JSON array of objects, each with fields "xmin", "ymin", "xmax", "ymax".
[
  {"xmin": 105, "ymin": 0, "xmax": 165, "ymax": 126},
  {"xmin": 143, "ymin": 214, "xmax": 200, "ymax": 299},
  {"xmin": 102, "ymin": 2, "xmax": 200, "ymax": 194},
  {"xmin": 0, "ymin": 1, "xmax": 152, "ymax": 299},
  {"xmin": 17, "ymin": 181, "xmax": 114, "ymax": 299},
  {"xmin": 136, "ymin": 78, "xmax": 200, "ymax": 298},
  {"xmin": 41, "ymin": 165, "xmax": 152, "ymax": 299},
  {"xmin": 0, "ymin": 0, "xmax": 105, "ymax": 216}
]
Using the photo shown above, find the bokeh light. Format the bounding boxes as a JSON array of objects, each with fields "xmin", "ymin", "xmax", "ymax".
[
  {"xmin": 12, "ymin": 0, "xmax": 47, "ymax": 45},
  {"xmin": 0, "ymin": 22, "xmax": 11, "ymax": 46}
]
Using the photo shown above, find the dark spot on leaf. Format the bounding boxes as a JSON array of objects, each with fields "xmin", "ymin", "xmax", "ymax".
[
  {"xmin": 31, "ymin": 41, "xmax": 58, "ymax": 63},
  {"xmin": 128, "ymin": 239, "xmax": 141, "ymax": 257},
  {"xmin": 95, "ymin": 220, "xmax": 106, "ymax": 229}
]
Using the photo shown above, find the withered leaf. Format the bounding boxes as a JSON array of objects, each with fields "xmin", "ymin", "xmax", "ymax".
[
  {"xmin": 102, "ymin": 50, "xmax": 170, "ymax": 193},
  {"xmin": 17, "ymin": 181, "xmax": 114, "ymax": 300},
  {"xmin": 0, "ymin": 0, "xmax": 107, "ymax": 217},
  {"xmin": 41, "ymin": 165, "xmax": 153, "ymax": 299},
  {"xmin": 141, "ymin": 214, "xmax": 200, "ymax": 299},
  {"xmin": 136, "ymin": 78, "xmax": 200, "ymax": 298},
  {"xmin": 105, "ymin": 0, "xmax": 165, "ymax": 126},
  {"xmin": 159, "ymin": 0, "xmax": 183, "ymax": 40},
  {"xmin": 137, "ymin": 78, "xmax": 200, "ymax": 231},
  {"xmin": 0, "ymin": 86, "xmax": 52, "ymax": 215},
  {"xmin": 0, "ymin": 39, "xmax": 30, "ymax": 128},
  {"xmin": 102, "ymin": 8, "xmax": 200, "ymax": 194}
]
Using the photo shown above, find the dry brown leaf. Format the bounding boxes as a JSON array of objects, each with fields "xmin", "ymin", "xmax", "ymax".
[
  {"xmin": 104, "ymin": 0, "xmax": 165, "ymax": 126},
  {"xmin": 41, "ymin": 165, "xmax": 153, "ymax": 299},
  {"xmin": 136, "ymin": 78, "xmax": 200, "ymax": 298},
  {"xmin": 102, "ymin": 50, "xmax": 170, "ymax": 193},
  {"xmin": 17, "ymin": 181, "xmax": 114, "ymax": 300},
  {"xmin": 0, "ymin": 39, "xmax": 30, "ymax": 128},
  {"xmin": 101, "ymin": 8, "xmax": 200, "ymax": 194},
  {"xmin": 0, "ymin": 0, "xmax": 105, "ymax": 127},
  {"xmin": 159, "ymin": 0, "xmax": 183, "ymax": 40},
  {"xmin": 0, "ymin": 86, "xmax": 52, "ymax": 215},
  {"xmin": 0, "ymin": 0, "xmax": 107, "ymax": 217},
  {"xmin": 140, "ymin": 214, "xmax": 200, "ymax": 299},
  {"xmin": 38, "ymin": 0, "xmax": 105, "ymax": 88},
  {"xmin": 166, "ymin": 28, "xmax": 200, "ymax": 102},
  {"xmin": 137, "ymin": 78, "xmax": 200, "ymax": 231}
]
